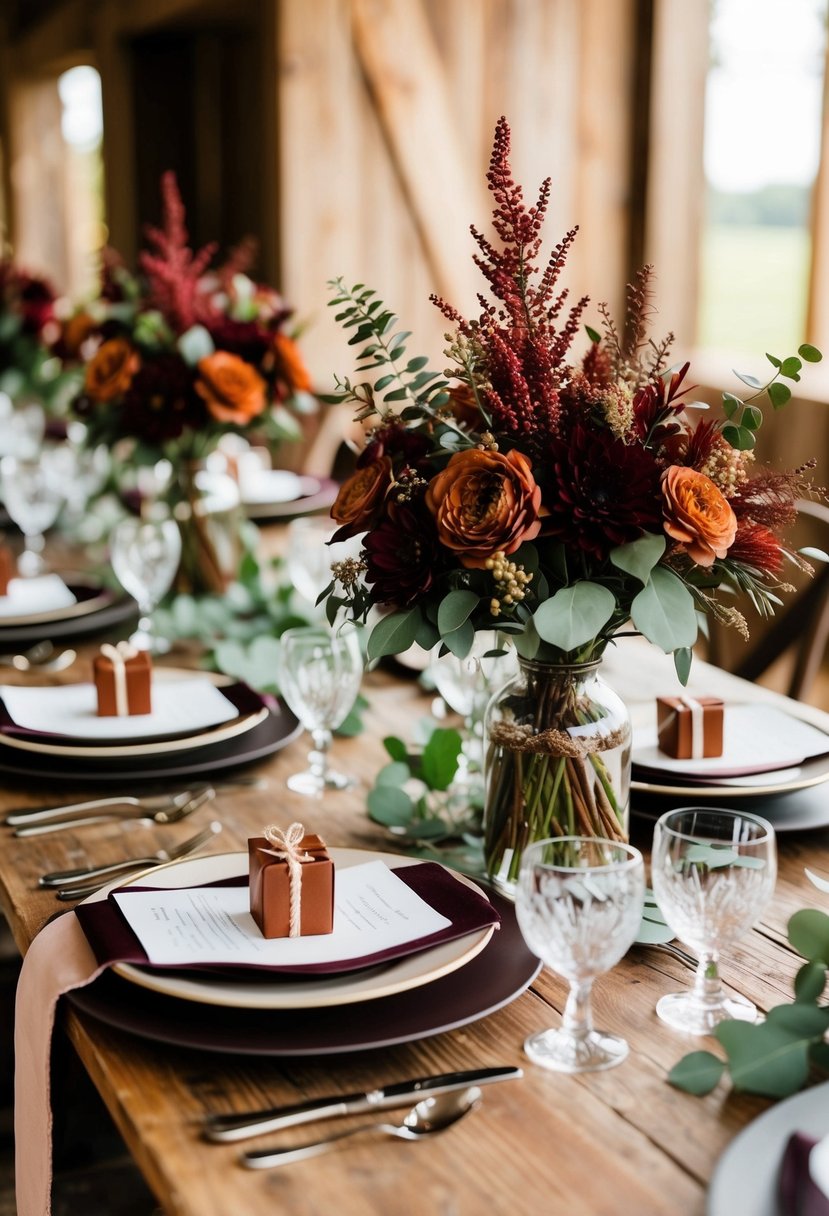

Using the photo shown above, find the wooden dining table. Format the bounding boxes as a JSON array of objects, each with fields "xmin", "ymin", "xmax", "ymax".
[{"xmin": 1, "ymin": 559, "xmax": 827, "ymax": 1216}]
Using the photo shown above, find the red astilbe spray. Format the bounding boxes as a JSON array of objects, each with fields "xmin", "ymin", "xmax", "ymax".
[
  {"xmin": 139, "ymin": 172, "xmax": 218, "ymax": 334},
  {"xmin": 431, "ymin": 116, "xmax": 587, "ymax": 441}
]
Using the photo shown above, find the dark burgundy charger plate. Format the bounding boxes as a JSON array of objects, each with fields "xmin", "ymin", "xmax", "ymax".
[
  {"xmin": 0, "ymin": 581, "xmax": 137, "ymax": 646},
  {"xmin": 0, "ymin": 699, "xmax": 302, "ymax": 784},
  {"xmin": 66, "ymin": 886, "xmax": 541, "ymax": 1056}
]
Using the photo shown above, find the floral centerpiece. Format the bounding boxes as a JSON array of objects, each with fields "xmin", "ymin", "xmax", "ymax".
[
  {"xmin": 68, "ymin": 172, "xmax": 316, "ymax": 592},
  {"xmin": 0, "ymin": 260, "xmax": 77, "ymax": 414},
  {"xmin": 321, "ymin": 116, "xmax": 822, "ymax": 890}
]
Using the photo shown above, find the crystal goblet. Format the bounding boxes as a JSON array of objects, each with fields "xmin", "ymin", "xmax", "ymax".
[
  {"xmin": 516, "ymin": 836, "xmax": 645, "ymax": 1072},
  {"xmin": 109, "ymin": 516, "xmax": 182, "ymax": 653},
  {"xmin": 0, "ymin": 453, "xmax": 65, "ymax": 576},
  {"xmin": 278, "ymin": 624, "xmax": 364, "ymax": 796},
  {"xmin": 650, "ymin": 806, "xmax": 777, "ymax": 1035}
]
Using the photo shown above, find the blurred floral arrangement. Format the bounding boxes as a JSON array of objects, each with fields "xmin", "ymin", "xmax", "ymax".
[
  {"xmin": 0, "ymin": 259, "xmax": 78, "ymax": 411},
  {"xmin": 68, "ymin": 171, "xmax": 316, "ymax": 469},
  {"xmin": 323, "ymin": 116, "xmax": 823, "ymax": 682}
]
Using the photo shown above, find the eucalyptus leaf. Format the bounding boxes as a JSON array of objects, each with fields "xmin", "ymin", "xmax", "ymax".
[
  {"xmin": 383, "ymin": 736, "xmax": 408, "ymax": 763},
  {"xmin": 732, "ymin": 370, "xmax": 764, "ymax": 390},
  {"xmin": 668, "ymin": 1051, "xmax": 725, "ymax": 1096},
  {"xmin": 630, "ymin": 568, "xmax": 698, "ymax": 653},
  {"xmin": 442, "ymin": 618, "xmax": 475, "ymax": 659},
  {"xmin": 768, "ymin": 382, "xmax": 791, "ymax": 409},
  {"xmin": 780, "ymin": 356, "xmax": 803, "ymax": 379},
  {"xmin": 421, "ymin": 728, "xmax": 463, "ymax": 791},
  {"xmin": 437, "ymin": 589, "xmax": 479, "ymax": 636},
  {"xmin": 715, "ymin": 1020, "xmax": 812, "ymax": 1097},
  {"xmin": 673, "ymin": 646, "xmax": 693, "ymax": 686},
  {"xmin": 609, "ymin": 533, "xmax": 666, "ymax": 584},
  {"xmin": 533, "ymin": 582, "xmax": 616, "ymax": 651},
  {"xmin": 367, "ymin": 785, "xmax": 415, "ymax": 827},
  {"xmin": 788, "ymin": 908, "xmax": 829, "ymax": 963},
  {"xmin": 374, "ymin": 761, "xmax": 412, "ymax": 788},
  {"xmin": 366, "ymin": 608, "xmax": 421, "ymax": 663},
  {"xmin": 799, "ymin": 343, "xmax": 823, "ymax": 363},
  {"xmin": 793, "ymin": 961, "xmax": 827, "ymax": 1004}
]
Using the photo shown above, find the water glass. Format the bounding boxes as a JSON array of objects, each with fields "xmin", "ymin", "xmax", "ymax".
[
  {"xmin": 651, "ymin": 807, "xmax": 777, "ymax": 1035},
  {"xmin": 110, "ymin": 516, "xmax": 182, "ymax": 653},
  {"xmin": 516, "ymin": 836, "xmax": 645, "ymax": 1072},
  {"xmin": 279, "ymin": 625, "xmax": 364, "ymax": 796},
  {"xmin": 0, "ymin": 452, "xmax": 65, "ymax": 576}
]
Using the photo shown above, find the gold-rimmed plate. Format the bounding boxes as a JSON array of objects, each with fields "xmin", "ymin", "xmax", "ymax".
[{"xmin": 93, "ymin": 850, "xmax": 496, "ymax": 1010}]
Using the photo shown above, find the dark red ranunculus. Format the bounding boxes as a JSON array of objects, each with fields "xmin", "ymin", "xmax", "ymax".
[
  {"xmin": 363, "ymin": 502, "xmax": 439, "ymax": 608},
  {"xmin": 357, "ymin": 422, "xmax": 431, "ymax": 470},
  {"xmin": 120, "ymin": 354, "xmax": 205, "ymax": 443},
  {"xmin": 542, "ymin": 422, "xmax": 663, "ymax": 559},
  {"xmin": 206, "ymin": 317, "xmax": 272, "ymax": 368}
]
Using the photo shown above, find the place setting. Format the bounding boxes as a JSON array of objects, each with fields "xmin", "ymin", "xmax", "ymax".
[{"xmin": 629, "ymin": 692, "xmax": 829, "ymax": 833}]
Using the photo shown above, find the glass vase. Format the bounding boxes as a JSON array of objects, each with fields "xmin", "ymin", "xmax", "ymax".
[
  {"xmin": 173, "ymin": 461, "xmax": 243, "ymax": 595},
  {"xmin": 483, "ymin": 657, "xmax": 631, "ymax": 895}
]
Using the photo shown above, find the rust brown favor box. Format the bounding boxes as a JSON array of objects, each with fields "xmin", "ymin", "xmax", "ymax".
[
  {"xmin": 656, "ymin": 694, "xmax": 724, "ymax": 760},
  {"xmin": 249, "ymin": 824, "xmax": 335, "ymax": 939},
  {"xmin": 0, "ymin": 546, "xmax": 15, "ymax": 596},
  {"xmin": 93, "ymin": 642, "xmax": 153, "ymax": 717}
]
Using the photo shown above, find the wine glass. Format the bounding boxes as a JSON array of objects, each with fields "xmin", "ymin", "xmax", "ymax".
[
  {"xmin": 650, "ymin": 806, "xmax": 777, "ymax": 1035},
  {"xmin": 278, "ymin": 624, "xmax": 364, "ymax": 796},
  {"xmin": 0, "ymin": 452, "xmax": 65, "ymax": 576},
  {"xmin": 109, "ymin": 516, "xmax": 182, "ymax": 653},
  {"xmin": 515, "ymin": 836, "xmax": 645, "ymax": 1073}
]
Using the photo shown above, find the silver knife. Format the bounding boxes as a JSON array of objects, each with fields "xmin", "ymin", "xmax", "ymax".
[
  {"xmin": 4, "ymin": 778, "xmax": 266, "ymax": 826},
  {"xmin": 203, "ymin": 1066, "xmax": 522, "ymax": 1143}
]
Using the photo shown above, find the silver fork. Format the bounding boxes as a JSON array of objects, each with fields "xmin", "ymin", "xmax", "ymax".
[
  {"xmin": 51, "ymin": 820, "xmax": 223, "ymax": 900},
  {"xmin": 11, "ymin": 786, "xmax": 216, "ymax": 837}
]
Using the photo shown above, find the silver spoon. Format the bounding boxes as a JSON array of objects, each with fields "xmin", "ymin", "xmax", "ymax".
[{"xmin": 242, "ymin": 1087, "xmax": 482, "ymax": 1169}]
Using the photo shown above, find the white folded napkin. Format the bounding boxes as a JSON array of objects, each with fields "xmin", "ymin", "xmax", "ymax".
[
  {"xmin": 0, "ymin": 676, "xmax": 239, "ymax": 740},
  {"xmin": 0, "ymin": 575, "xmax": 77, "ymax": 619}
]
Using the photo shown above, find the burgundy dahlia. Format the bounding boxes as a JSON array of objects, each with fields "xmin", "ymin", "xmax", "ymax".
[
  {"xmin": 120, "ymin": 353, "xmax": 205, "ymax": 444},
  {"xmin": 357, "ymin": 421, "xmax": 431, "ymax": 470},
  {"xmin": 363, "ymin": 503, "xmax": 439, "ymax": 607},
  {"xmin": 542, "ymin": 422, "xmax": 663, "ymax": 559}
]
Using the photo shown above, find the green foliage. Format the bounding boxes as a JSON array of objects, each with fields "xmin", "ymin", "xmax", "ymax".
[
  {"xmin": 630, "ymin": 568, "xmax": 699, "ymax": 653},
  {"xmin": 533, "ymin": 583, "xmax": 616, "ymax": 652},
  {"xmin": 720, "ymin": 342, "xmax": 822, "ymax": 451},
  {"xmin": 365, "ymin": 725, "xmax": 485, "ymax": 875},
  {"xmin": 669, "ymin": 904, "xmax": 829, "ymax": 1099},
  {"xmin": 324, "ymin": 279, "xmax": 452, "ymax": 424}
]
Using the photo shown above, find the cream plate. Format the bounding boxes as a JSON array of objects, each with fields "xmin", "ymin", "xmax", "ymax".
[
  {"xmin": 0, "ymin": 670, "xmax": 268, "ymax": 759},
  {"xmin": 85, "ymin": 850, "xmax": 495, "ymax": 1010},
  {"xmin": 631, "ymin": 750, "xmax": 829, "ymax": 800},
  {"xmin": 708, "ymin": 1080, "xmax": 829, "ymax": 1215},
  {"xmin": 0, "ymin": 580, "xmax": 113, "ymax": 627}
]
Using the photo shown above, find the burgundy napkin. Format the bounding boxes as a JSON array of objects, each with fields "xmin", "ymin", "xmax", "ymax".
[
  {"xmin": 75, "ymin": 862, "xmax": 500, "ymax": 975},
  {"xmin": 15, "ymin": 862, "xmax": 498, "ymax": 1216},
  {"xmin": 780, "ymin": 1133, "xmax": 829, "ymax": 1216},
  {"xmin": 0, "ymin": 680, "xmax": 270, "ymax": 742}
]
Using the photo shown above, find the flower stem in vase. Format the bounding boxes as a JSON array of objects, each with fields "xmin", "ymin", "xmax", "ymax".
[{"xmin": 483, "ymin": 658, "xmax": 631, "ymax": 895}]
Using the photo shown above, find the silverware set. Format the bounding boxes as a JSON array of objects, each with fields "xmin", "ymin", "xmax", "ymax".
[
  {"xmin": 6, "ymin": 785, "xmax": 217, "ymax": 836},
  {"xmin": 203, "ymin": 1066, "xmax": 522, "ymax": 1168}
]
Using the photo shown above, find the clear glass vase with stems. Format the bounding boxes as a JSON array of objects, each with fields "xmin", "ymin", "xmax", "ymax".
[
  {"xmin": 650, "ymin": 806, "xmax": 777, "ymax": 1035},
  {"xmin": 483, "ymin": 654, "xmax": 631, "ymax": 896},
  {"xmin": 172, "ymin": 460, "xmax": 243, "ymax": 596},
  {"xmin": 515, "ymin": 835, "xmax": 645, "ymax": 1072},
  {"xmin": 278, "ymin": 624, "xmax": 364, "ymax": 796}
]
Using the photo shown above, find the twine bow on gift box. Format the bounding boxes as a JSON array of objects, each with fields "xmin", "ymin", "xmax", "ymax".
[
  {"xmin": 99, "ymin": 641, "xmax": 140, "ymax": 718},
  {"xmin": 259, "ymin": 823, "xmax": 316, "ymax": 937}
]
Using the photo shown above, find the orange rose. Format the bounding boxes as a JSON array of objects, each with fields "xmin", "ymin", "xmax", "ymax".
[
  {"xmin": 195, "ymin": 352, "xmax": 267, "ymax": 425},
  {"xmin": 425, "ymin": 448, "xmax": 542, "ymax": 568},
  {"xmin": 331, "ymin": 457, "xmax": 392, "ymax": 536},
  {"xmin": 62, "ymin": 311, "xmax": 96, "ymax": 360},
  {"xmin": 661, "ymin": 466, "xmax": 738, "ymax": 567},
  {"xmin": 274, "ymin": 332, "xmax": 313, "ymax": 394},
  {"xmin": 84, "ymin": 337, "xmax": 139, "ymax": 402}
]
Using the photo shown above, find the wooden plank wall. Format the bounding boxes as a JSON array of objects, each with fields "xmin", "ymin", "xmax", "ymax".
[{"xmin": 276, "ymin": 0, "xmax": 640, "ymax": 389}]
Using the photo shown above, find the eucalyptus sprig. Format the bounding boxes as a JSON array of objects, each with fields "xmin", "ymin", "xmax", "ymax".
[
  {"xmin": 320, "ymin": 279, "xmax": 452, "ymax": 424},
  {"xmin": 668, "ymin": 905, "xmax": 829, "ymax": 1099},
  {"xmin": 366, "ymin": 725, "xmax": 485, "ymax": 875},
  {"xmin": 723, "ymin": 343, "xmax": 823, "ymax": 452}
]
